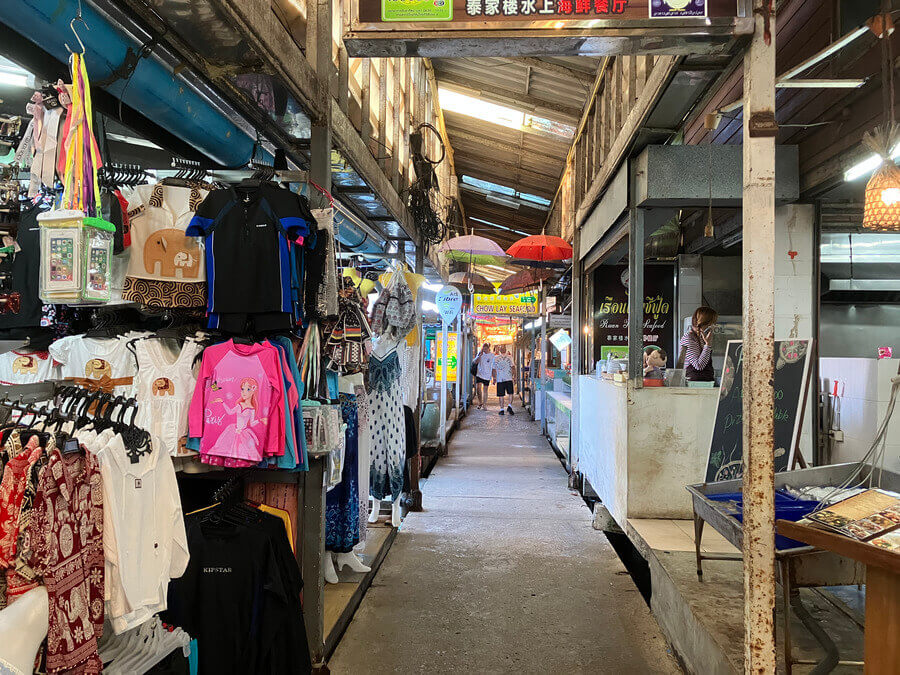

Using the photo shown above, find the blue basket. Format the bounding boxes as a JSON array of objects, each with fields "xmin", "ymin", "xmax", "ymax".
[{"xmin": 707, "ymin": 490, "xmax": 819, "ymax": 550}]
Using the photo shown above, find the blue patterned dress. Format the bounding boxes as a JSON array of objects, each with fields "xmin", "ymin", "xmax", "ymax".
[
  {"xmin": 367, "ymin": 349, "xmax": 405, "ymax": 501},
  {"xmin": 325, "ymin": 393, "xmax": 360, "ymax": 553}
]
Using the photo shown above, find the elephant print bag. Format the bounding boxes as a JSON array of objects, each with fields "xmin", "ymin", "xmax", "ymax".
[{"xmin": 123, "ymin": 183, "xmax": 209, "ymax": 308}]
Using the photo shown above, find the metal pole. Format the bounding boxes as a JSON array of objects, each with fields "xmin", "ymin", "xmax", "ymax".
[
  {"xmin": 301, "ymin": 1, "xmax": 332, "ymax": 669},
  {"xmin": 408, "ymin": 243, "xmax": 425, "ymax": 512},
  {"xmin": 439, "ymin": 320, "xmax": 448, "ymax": 449},
  {"xmin": 628, "ymin": 164, "xmax": 645, "ymax": 386},
  {"xmin": 742, "ymin": 2, "xmax": 777, "ymax": 671},
  {"xmin": 454, "ymin": 316, "xmax": 461, "ymax": 418},
  {"xmin": 539, "ymin": 285, "xmax": 548, "ymax": 434}
]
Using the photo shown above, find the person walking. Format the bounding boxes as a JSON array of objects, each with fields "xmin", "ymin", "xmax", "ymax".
[
  {"xmin": 493, "ymin": 344, "xmax": 516, "ymax": 416},
  {"xmin": 473, "ymin": 342, "xmax": 494, "ymax": 410}
]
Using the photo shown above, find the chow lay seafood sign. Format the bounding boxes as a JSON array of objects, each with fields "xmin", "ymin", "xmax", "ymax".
[
  {"xmin": 472, "ymin": 292, "xmax": 538, "ymax": 316},
  {"xmin": 375, "ymin": 0, "xmax": 714, "ymax": 22}
]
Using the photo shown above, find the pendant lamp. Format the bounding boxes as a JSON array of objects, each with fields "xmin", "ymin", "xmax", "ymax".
[{"xmin": 863, "ymin": 7, "xmax": 900, "ymax": 231}]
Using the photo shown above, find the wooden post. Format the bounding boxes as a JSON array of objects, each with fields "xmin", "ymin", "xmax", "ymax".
[
  {"xmin": 407, "ymin": 243, "xmax": 425, "ymax": 512},
  {"xmin": 742, "ymin": 1, "xmax": 778, "ymax": 672},
  {"xmin": 302, "ymin": 1, "xmax": 332, "ymax": 671}
]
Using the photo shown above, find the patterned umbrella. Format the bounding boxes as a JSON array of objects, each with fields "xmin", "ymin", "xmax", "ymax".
[
  {"xmin": 448, "ymin": 271, "xmax": 493, "ymax": 293},
  {"xmin": 439, "ymin": 234, "xmax": 508, "ymax": 265},
  {"xmin": 506, "ymin": 234, "xmax": 572, "ymax": 262},
  {"xmin": 499, "ymin": 268, "xmax": 553, "ymax": 293}
]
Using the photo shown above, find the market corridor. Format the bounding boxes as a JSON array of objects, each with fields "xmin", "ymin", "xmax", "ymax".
[{"xmin": 329, "ymin": 400, "xmax": 681, "ymax": 674}]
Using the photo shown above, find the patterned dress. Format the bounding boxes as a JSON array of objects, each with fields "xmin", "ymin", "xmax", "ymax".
[
  {"xmin": 325, "ymin": 394, "xmax": 359, "ymax": 553},
  {"xmin": 367, "ymin": 349, "xmax": 406, "ymax": 501},
  {"xmin": 26, "ymin": 449, "xmax": 104, "ymax": 674}
]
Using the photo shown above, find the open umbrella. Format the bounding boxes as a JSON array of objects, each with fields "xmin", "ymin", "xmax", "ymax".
[
  {"xmin": 506, "ymin": 234, "xmax": 572, "ymax": 262},
  {"xmin": 439, "ymin": 234, "xmax": 508, "ymax": 265},
  {"xmin": 448, "ymin": 271, "xmax": 493, "ymax": 293},
  {"xmin": 499, "ymin": 268, "xmax": 553, "ymax": 293}
]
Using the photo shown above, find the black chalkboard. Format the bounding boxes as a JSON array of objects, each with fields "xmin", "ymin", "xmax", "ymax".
[{"xmin": 704, "ymin": 339, "xmax": 812, "ymax": 483}]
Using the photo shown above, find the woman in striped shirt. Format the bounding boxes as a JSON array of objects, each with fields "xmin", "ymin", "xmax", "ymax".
[{"xmin": 679, "ymin": 306, "xmax": 718, "ymax": 382}]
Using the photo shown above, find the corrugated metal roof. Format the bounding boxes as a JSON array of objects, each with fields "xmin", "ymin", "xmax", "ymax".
[{"xmin": 433, "ymin": 56, "xmax": 598, "ymax": 240}]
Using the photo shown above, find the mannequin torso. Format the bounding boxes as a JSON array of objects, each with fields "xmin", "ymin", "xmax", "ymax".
[{"xmin": 0, "ymin": 586, "xmax": 49, "ymax": 674}]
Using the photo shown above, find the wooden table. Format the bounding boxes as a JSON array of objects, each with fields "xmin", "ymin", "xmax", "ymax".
[{"xmin": 777, "ymin": 519, "xmax": 900, "ymax": 675}]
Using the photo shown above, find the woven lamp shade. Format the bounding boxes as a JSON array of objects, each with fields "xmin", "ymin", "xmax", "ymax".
[{"xmin": 863, "ymin": 160, "xmax": 900, "ymax": 231}]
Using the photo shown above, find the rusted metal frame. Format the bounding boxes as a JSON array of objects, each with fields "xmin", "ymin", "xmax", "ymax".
[
  {"xmin": 741, "ymin": 0, "xmax": 777, "ymax": 670},
  {"xmin": 574, "ymin": 56, "xmax": 681, "ymax": 228}
]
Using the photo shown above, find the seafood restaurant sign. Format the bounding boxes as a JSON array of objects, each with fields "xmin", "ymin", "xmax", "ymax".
[
  {"xmin": 590, "ymin": 264, "xmax": 675, "ymax": 363},
  {"xmin": 377, "ymin": 0, "xmax": 710, "ymax": 21},
  {"xmin": 345, "ymin": 0, "xmax": 751, "ymax": 57}
]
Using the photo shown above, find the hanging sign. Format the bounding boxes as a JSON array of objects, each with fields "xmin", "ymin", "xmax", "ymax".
[
  {"xmin": 435, "ymin": 285, "xmax": 463, "ymax": 324},
  {"xmin": 472, "ymin": 292, "xmax": 538, "ymax": 316},
  {"xmin": 347, "ymin": 0, "xmax": 745, "ymax": 58},
  {"xmin": 590, "ymin": 264, "xmax": 675, "ymax": 363},
  {"xmin": 383, "ymin": 0, "xmax": 453, "ymax": 20},
  {"xmin": 435, "ymin": 332, "xmax": 459, "ymax": 382}
]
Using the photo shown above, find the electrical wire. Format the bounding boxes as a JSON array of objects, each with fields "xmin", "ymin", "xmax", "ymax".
[{"xmin": 799, "ymin": 371, "xmax": 900, "ymax": 510}]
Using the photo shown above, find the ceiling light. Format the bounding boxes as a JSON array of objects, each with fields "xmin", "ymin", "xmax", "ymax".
[{"xmin": 845, "ymin": 143, "xmax": 900, "ymax": 182}]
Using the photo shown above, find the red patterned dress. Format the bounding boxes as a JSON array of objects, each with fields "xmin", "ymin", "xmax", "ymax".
[{"xmin": 26, "ymin": 448, "xmax": 104, "ymax": 674}]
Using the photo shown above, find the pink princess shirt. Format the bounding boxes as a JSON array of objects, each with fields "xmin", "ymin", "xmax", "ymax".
[{"xmin": 188, "ymin": 340, "xmax": 286, "ymax": 464}]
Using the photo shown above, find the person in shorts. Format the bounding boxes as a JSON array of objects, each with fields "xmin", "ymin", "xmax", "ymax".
[
  {"xmin": 473, "ymin": 342, "xmax": 494, "ymax": 410},
  {"xmin": 492, "ymin": 344, "xmax": 516, "ymax": 416}
]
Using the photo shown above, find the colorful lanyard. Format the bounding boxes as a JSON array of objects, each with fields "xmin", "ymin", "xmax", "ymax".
[{"xmin": 61, "ymin": 53, "xmax": 102, "ymax": 216}]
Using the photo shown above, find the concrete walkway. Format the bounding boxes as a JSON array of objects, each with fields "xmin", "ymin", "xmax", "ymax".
[{"xmin": 329, "ymin": 398, "xmax": 682, "ymax": 674}]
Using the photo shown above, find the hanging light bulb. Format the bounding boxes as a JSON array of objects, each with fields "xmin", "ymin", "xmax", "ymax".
[{"xmin": 863, "ymin": 151, "xmax": 900, "ymax": 232}]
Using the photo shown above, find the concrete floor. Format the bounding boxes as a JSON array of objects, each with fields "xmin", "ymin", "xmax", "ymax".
[{"xmin": 329, "ymin": 398, "xmax": 682, "ymax": 674}]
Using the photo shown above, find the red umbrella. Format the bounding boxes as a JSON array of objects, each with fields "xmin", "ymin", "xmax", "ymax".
[
  {"xmin": 506, "ymin": 234, "xmax": 572, "ymax": 262},
  {"xmin": 499, "ymin": 268, "xmax": 553, "ymax": 293}
]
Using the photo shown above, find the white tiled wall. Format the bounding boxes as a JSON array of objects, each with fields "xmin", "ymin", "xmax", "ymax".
[{"xmin": 819, "ymin": 358, "xmax": 900, "ymax": 473}]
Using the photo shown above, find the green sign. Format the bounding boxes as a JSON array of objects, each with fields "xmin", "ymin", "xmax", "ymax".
[{"xmin": 382, "ymin": 0, "xmax": 452, "ymax": 21}]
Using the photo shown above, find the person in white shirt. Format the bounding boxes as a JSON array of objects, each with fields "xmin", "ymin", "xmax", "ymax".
[
  {"xmin": 492, "ymin": 344, "xmax": 516, "ymax": 416},
  {"xmin": 472, "ymin": 342, "xmax": 494, "ymax": 411}
]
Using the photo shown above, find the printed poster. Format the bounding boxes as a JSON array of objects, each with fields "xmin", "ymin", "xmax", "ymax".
[
  {"xmin": 382, "ymin": 0, "xmax": 453, "ymax": 21},
  {"xmin": 649, "ymin": 0, "xmax": 707, "ymax": 18}
]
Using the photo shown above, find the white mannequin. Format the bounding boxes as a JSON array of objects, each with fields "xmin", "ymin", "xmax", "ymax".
[
  {"xmin": 0, "ymin": 586, "xmax": 49, "ymax": 674},
  {"xmin": 368, "ymin": 495, "xmax": 403, "ymax": 527},
  {"xmin": 324, "ymin": 550, "xmax": 372, "ymax": 584},
  {"xmin": 369, "ymin": 334, "xmax": 405, "ymax": 529}
]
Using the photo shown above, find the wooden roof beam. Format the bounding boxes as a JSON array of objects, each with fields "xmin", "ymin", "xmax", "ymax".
[{"xmin": 498, "ymin": 57, "xmax": 596, "ymax": 86}]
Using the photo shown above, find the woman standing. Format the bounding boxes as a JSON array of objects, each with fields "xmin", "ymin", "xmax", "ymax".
[{"xmin": 679, "ymin": 306, "xmax": 718, "ymax": 382}]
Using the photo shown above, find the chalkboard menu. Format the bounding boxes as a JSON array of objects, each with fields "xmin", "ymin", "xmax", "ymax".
[
  {"xmin": 591, "ymin": 264, "xmax": 675, "ymax": 365},
  {"xmin": 704, "ymin": 339, "xmax": 812, "ymax": 483}
]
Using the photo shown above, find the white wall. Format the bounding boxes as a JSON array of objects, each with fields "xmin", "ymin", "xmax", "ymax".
[
  {"xmin": 819, "ymin": 358, "xmax": 900, "ymax": 474},
  {"xmin": 775, "ymin": 204, "xmax": 816, "ymax": 463},
  {"xmin": 578, "ymin": 376, "xmax": 629, "ymax": 522},
  {"xmin": 627, "ymin": 387, "xmax": 718, "ymax": 519}
]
